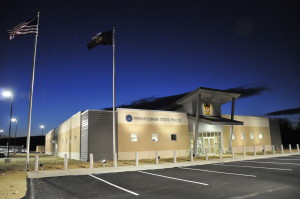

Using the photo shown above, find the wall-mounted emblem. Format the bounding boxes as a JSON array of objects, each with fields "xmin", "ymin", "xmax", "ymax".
[
  {"xmin": 204, "ymin": 103, "xmax": 211, "ymax": 115},
  {"xmin": 126, "ymin": 114, "xmax": 133, "ymax": 122}
]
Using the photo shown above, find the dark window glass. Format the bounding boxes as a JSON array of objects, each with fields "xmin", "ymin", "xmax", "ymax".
[{"xmin": 171, "ymin": 134, "xmax": 177, "ymax": 141}]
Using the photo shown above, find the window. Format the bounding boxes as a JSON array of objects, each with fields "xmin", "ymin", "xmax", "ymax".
[
  {"xmin": 241, "ymin": 133, "xmax": 245, "ymax": 140},
  {"xmin": 250, "ymin": 133, "xmax": 254, "ymax": 139},
  {"xmin": 258, "ymin": 133, "xmax": 263, "ymax": 139},
  {"xmin": 74, "ymin": 136, "xmax": 77, "ymax": 144},
  {"xmin": 232, "ymin": 133, "xmax": 236, "ymax": 140},
  {"xmin": 131, "ymin": 133, "xmax": 138, "ymax": 142},
  {"xmin": 171, "ymin": 134, "xmax": 177, "ymax": 141},
  {"xmin": 152, "ymin": 134, "xmax": 158, "ymax": 141}
]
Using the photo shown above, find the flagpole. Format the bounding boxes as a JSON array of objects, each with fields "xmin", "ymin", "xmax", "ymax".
[
  {"xmin": 25, "ymin": 11, "xmax": 40, "ymax": 171},
  {"xmin": 112, "ymin": 27, "xmax": 117, "ymax": 167}
]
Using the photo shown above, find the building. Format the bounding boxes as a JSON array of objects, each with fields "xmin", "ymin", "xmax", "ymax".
[{"xmin": 45, "ymin": 87, "xmax": 282, "ymax": 161}]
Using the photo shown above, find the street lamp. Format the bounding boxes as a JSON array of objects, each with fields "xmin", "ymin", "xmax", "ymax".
[
  {"xmin": 40, "ymin": 125, "xmax": 45, "ymax": 153},
  {"xmin": 11, "ymin": 118, "xmax": 18, "ymax": 153},
  {"xmin": 0, "ymin": 129, "xmax": 4, "ymax": 138},
  {"xmin": 2, "ymin": 90, "xmax": 14, "ymax": 159}
]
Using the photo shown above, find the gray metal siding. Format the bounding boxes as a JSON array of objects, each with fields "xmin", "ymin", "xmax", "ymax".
[
  {"xmin": 269, "ymin": 119, "xmax": 282, "ymax": 148},
  {"xmin": 80, "ymin": 111, "xmax": 89, "ymax": 162},
  {"xmin": 88, "ymin": 110, "xmax": 117, "ymax": 161}
]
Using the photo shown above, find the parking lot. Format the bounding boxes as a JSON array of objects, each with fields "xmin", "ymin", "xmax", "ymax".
[{"xmin": 25, "ymin": 154, "xmax": 300, "ymax": 199}]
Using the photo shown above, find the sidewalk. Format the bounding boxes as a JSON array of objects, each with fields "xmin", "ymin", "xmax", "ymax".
[{"xmin": 27, "ymin": 152, "xmax": 300, "ymax": 179}]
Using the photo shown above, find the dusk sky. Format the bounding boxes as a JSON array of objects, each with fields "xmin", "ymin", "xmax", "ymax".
[{"xmin": 0, "ymin": 0, "xmax": 299, "ymax": 137}]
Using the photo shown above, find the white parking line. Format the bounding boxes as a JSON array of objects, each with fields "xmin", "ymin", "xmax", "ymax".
[
  {"xmin": 246, "ymin": 161, "xmax": 300, "ymax": 166},
  {"xmin": 138, "ymin": 171, "xmax": 209, "ymax": 186},
  {"xmin": 212, "ymin": 164, "xmax": 292, "ymax": 171},
  {"xmin": 180, "ymin": 167, "xmax": 257, "ymax": 178},
  {"xmin": 89, "ymin": 174, "xmax": 139, "ymax": 196}
]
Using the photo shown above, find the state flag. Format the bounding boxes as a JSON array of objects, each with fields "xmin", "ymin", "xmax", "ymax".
[{"xmin": 87, "ymin": 30, "xmax": 113, "ymax": 49}]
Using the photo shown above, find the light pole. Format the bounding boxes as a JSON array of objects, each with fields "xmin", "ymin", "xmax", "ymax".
[
  {"xmin": 11, "ymin": 118, "xmax": 18, "ymax": 153},
  {"xmin": 2, "ymin": 90, "xmax": 14, "ymax": 159},
  {"xmin": 40, "ymin": 125, "xmax": 45, "ymax": 153}
]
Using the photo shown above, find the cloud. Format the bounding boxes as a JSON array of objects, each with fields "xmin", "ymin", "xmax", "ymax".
[
  {"xmin": 225, "ymin": 84, "xmax": 269, "ymax": 98},
  {"xmin": 266, "ymin": 107, "xmax": 300, "ymax": 116}
]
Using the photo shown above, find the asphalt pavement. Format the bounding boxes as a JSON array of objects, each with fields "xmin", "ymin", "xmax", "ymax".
[{"xmin": 24, "ymin": 153, "xmax": 300, "ymax": 199}]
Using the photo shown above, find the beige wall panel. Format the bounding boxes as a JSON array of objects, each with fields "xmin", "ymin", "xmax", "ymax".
[
  {"xmin": 118, "ymin": 123, "xmax": 189, "ymax": 153},
  {"xmin": 223, "ymin": 125, "xmax": 271, "ymax": 148},
  {"xmin": 45, "ymin": 129, "xmax": 55, "ymax": 154},
  {"xmin": 222, "ymin": 114, "xmax": 270, "ymax": 127},
  {"xmin": 119, "ymin": 150, "xmax": 190, "ymax": 160},
  {"xmin": 55, "ymin": 112, "xmax": 81, "ymax": 160},
  {"xmin": 118, "ymin": 108, "xmax": 188, "ymax": 125},
  {"xmin": 231, "ymin": 145, "xmax": 272, "ymax": 153}
]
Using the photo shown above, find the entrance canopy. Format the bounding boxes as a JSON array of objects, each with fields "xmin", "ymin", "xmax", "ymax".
[{"xmin": 176, "ymin": 87, "xmax": 241, "ymax": 105}]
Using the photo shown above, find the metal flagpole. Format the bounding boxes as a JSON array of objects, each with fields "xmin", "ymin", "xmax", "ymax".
[
  {"xmin": 112, "ymin": 27, "xmax": 117, "ymax": 167},
  {"xmin": 25, "ymin": 12, "xmax": 40, "ymax": 171}
]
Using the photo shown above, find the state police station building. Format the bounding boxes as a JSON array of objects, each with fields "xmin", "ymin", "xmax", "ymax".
[{"xmin": 45, "ymin": 87, "xmax": 282, "ymax": 161}]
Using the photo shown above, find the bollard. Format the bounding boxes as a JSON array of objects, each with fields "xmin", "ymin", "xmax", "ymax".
[
  {"xmin": 205, "ymin": 149, "xmax": 208, "ymax": 160},
  {"xmin": 173, "ymin": 150, "xmax": 177, "ymax": 163},
  {"xmin": 263, "ymin": 145, "xmax": 266, "ymax": 155},
  {"xmin": 114, "ymin": 153, "xmax": 118, "ymax": 168},
  {"xmin": 35, "ymin": 155, "xmax": 39, "ymax": 172},
  {"xmin": 219, "ymin": 148, "xmax": 222, "ymax": 160},
  {"xmin": 64, "ymin": 154, "xmax": 68, "ymax": 170},
  {"xmin": 281, "ymin": 145, "xmax": 284, "ymax": 154},
  {"xmin": 232, "ymin": 147, "xmax": 235, "ymax": 158},
  {"xmin": 289, "ymin": 144, "xmax": 292, "ymax": 153},
  {"xmin": 190, "ymin": 150, "xmax": 194, "ymax": 162},
  {"xmin": 155, "ymin": 151, "xmax": 159, "ymax": 164},
  {"xmin": 90, "ymin": 153, "xmax": 93, "ymax": 169},
  {"xmin": 135, "ymin": 152, "xmax": 139, "ymax": 166},
  {"xmin": 297, "ymin": 144, "xmax": 300, "ymax": 153},
  {"xmin": 253, "ymin": 146, "xmax": 256, "ymax": 156},
  {"xmin": 272, "ymin": 145, "xmax": 275, "ymax": 154},
  {"xmin": 243, "ymin": 146, "xmax": 246, "ymax": 157}
]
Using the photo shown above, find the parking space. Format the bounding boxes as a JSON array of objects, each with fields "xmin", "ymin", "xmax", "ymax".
[{"xmin": 25, "ymin": 155, "xmax": 300, "ymax": 199}]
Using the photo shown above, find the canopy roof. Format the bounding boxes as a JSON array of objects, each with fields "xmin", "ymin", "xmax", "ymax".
[{"xmin": 176, "ymin": 87, "xmax": 241, "ymax": 105}]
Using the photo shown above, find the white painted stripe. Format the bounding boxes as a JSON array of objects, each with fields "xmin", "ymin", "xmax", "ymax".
[
  {"xmin": 180, "ymin": 167, "xmax": 256, "ymax": 178},
  {"xmin": 89, "ymin": 175, "xmax": 139, "ymax": 196},
  {"xmin": 138, "ymin": 171, "xmax": 208, "ymax": 186},
  {"xmin": 247, "ymin": 161, "xmax": 300, "ymax": 166},
  {"xmin": 273, "ymin": 159, "xmax": 300, "ymax": 161},
  {"xmin": 212, "ymin": 164, "xmax": 292, "ymax": 171},
  {"xmin": 278, "ymin": 157, "xmax": 300, "ymax": 160}
]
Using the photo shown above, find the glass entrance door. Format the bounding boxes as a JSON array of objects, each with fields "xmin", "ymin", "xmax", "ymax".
[{"xmin": 203, "ymin": 137, "xmax": 215, "ymax": 155}]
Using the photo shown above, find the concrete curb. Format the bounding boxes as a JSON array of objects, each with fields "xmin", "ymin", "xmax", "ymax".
[{"xmin": 27, "ymin": 153, "xmax": 300, "ymax": 179}]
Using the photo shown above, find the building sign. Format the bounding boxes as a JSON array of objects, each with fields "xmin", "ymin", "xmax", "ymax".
[
  {"xmin": 204, "ymin": 103, "xmax": 211, "ymax": 115},
  {"xmin": 126, "ymin": 114, "xmax": 133, "ymax": 122},
  {"xmin": 118, "ymin": 108, "xmax": 188, "ymax": 125}
]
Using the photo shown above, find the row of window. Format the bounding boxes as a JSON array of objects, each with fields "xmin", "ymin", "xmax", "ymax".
[
  {"xmin": 54, "ymin": 136, "xmax": 77, "ymax": 145},
  {"xmin": 232, "ymin": 133, "xmax": 263, "ymax": 140},
  {"xmin": 130, "ymin": 133, "xmax": 177, "ymax": 142}
]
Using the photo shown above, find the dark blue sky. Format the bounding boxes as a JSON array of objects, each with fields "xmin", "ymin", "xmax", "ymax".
[{"xmin": 1, "ymin": 0, "xmax": 299, "ymax": 136}]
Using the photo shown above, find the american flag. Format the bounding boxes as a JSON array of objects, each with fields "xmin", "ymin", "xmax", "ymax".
[{"xmin": 7, "ymin": 16, "xmax": 38, "ymax": 40}]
